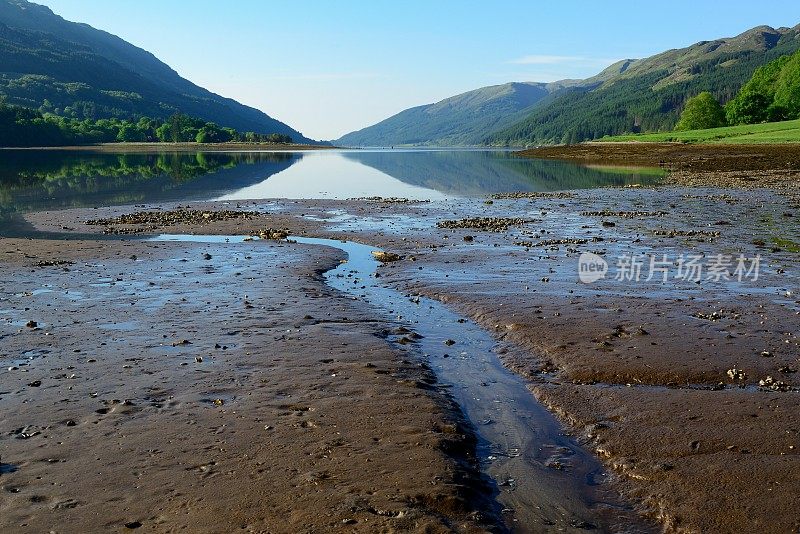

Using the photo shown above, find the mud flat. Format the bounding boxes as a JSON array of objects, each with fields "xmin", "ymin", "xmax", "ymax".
[
  {"xmin": 0, "ymin": 232, "xmax": 493, "ymax": 532},
  {"xmin": 519, "ymin": 142, "xmax": 800, "ymax": 189},
  {"xmin": 6, "ymin": 174, "xmax": 800, "ymax": 533}
]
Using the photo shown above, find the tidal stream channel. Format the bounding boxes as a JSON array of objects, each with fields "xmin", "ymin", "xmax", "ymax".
[{"xmin": 153, "ymin": 233, "xmax": 652, "ymax": 533}]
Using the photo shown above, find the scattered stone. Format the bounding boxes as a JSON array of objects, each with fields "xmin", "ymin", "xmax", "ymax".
[
  {"xmin": 86, "ymin": 209, "xmax": 258, "ymax": 230},
  {"xmin": 516, "ymin": 238, "xmax": 590, "ymax": 248},
  {"xmin": 759, "ymin": 376, "xmax": 791, "ymax": 392},
  {"xmin": 35, "ymin": 260, "xmax": 74, "ymax": 268},
  {"xmin": 726, "ymin": 368, "xmax": 746, "ymax": 381},
  {"xmin": 694, "ymin": 310, "xmax": 725, "ymax": 321},
  {"xmin": 581, "ymin": 210, "xmax": 666, "ymax": 218},
  {"xmin": 371, "ymin": 251, "xmax": 402, "ymax": 263},
  {"xmin": 653, "ymin": 229, "xmax": 720, "ymax": 239},
  {"xmin": 490, "ymin": 191, "xmax": 574, "ymax": 199},
  {"xmin": 437, "ymin": 217, "xmax": 531, "ymax": 232},
  {"xmin": 349, "ymin": 196, "xmax": 427, "ymax": 204},
  {"xmin": 257, "ymin": 228, "xmax": 290, "ymax": 240}
]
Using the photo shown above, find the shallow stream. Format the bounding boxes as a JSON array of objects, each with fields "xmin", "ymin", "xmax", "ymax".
[{"xmin": 153, "ymin": 233, "xmax": 650, "ymax": 532}]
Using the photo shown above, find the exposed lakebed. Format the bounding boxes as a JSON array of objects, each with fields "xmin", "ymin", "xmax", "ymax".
[{"xmin": 152, "ymin": 233, "xmax": 652, "ymax": 532}]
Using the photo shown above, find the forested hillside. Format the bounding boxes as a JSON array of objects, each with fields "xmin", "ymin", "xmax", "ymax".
[
  {"xmin": 336, "ymin": 81, "xmax": 580, "ymax": 146},
  {"xmin": 0, "ymin": 0, "xmax": 317, "ymax": 143},
  {"xmin": 485, "ymin": 25, "xmax": 800, "ymax": 145},
  {"xmin": 725, "ymin": 47, "xmax": 800, "ymax": 124}
]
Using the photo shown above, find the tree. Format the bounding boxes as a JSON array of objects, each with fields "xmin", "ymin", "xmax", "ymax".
[
  {"xmin": 773, "ymin": 52, "xmax": 800, "ymax": 119},
  {"xmin": 725, "ymin": 89, "xmax": 770, "ymax": 125},
  {"xmin": 117, "ymin": 123, "xmax": 146, "ymax": 142},
  {"xmin": 155, "ymin": 122, "xmax": 171, "ymax": 142},
  {"xmin": 674, "ymin": 92, "xmax": 726, "ymax": 131}
]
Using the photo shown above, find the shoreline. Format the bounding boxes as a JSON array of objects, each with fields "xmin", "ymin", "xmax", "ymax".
[
  {"xmin": 0, "ymin": 142, "xmax": 337, "ymax": 153},
  {"xmin": 516, "ymin": 141, "xmax": 800, "ymax": 172}
]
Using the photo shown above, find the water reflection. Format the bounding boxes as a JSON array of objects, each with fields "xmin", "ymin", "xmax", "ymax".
[
  {"xmin": 0, "ymin": 150, "xmax": 298, "ymax": 218},
  {"xmin": 0, "ymin": 149, "xmax": 664, "ymax": 219},
  {"xmin": 342, "ymin": 150, "xmax": 664, "ymax": 195}
]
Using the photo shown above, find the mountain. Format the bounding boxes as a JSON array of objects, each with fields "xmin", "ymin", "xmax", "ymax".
[
  {"xmin": 0, "ymin": 0, "xmax": 316, "ymax": 143},
  {"xmin": 338, "ymin": 24, "xmax": 800, "ymax": 147},
  {"xmin": 487, "ymin": 24, "xmax": 800, "ymax": 145},
  {"xmin": 336, "ymin": 80, "xmax": 585, "ymax": 147}
]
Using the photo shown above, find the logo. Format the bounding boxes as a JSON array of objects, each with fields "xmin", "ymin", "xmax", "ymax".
[{"xmin": 578, "ymin": 252, "xmax": 608, "ymax": 284}]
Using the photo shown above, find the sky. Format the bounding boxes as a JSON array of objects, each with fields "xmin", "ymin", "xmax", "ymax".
[{"xmin": 33, "ymin": 1, "xmax": 800, "ymax": 140}]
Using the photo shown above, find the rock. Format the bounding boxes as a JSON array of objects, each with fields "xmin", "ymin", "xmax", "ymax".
[
  {"xmin": 25, "ymin": 320, "xmax": 38, "ymax": 328},
  {"xmin": 258, "ymin": 228, "xmax": 290, "ymax": 240},
  {"xmin": 726, "ymin": 368, "xmax": 746, "ymax": 380},
  {"xmin": 371, "ymin": 251, "xmax": 402, "ymax": 263},
  {"xmin": 437, "ymin": 217, "xmax": 531, "ymax": 232},
  {"xmin": 759, "ymin": 376, "xmax": 791, "ymax": 392},
  {"xmin": 444, "ymin": 339, "xmax": 456, "ymax": 346}
]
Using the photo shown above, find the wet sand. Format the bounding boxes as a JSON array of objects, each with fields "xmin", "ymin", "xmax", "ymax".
[
  {"xmin": 0, "ymin": 234, "xmax": 491, "ymax": 532},
  {"xmin": 3, "ymin": 172, "xmax": 800, "ymax": 532}
]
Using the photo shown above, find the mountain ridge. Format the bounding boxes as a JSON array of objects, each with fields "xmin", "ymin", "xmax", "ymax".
[
  {"xmin": 338, "ymin": 23, "xmax": 800, "ymax": 147},
  {"xmin": 0, "ymin": 0, "xmax": 318, "ymax": 143},
  {"xmin": 336, "ymin": 80, "xmax": 585, "ymax": 147}
]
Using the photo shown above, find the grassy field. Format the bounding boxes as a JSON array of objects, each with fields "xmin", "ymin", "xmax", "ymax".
[{"xmin": 598, "ymin": 119, "xmax": 800, "ymax": 144}]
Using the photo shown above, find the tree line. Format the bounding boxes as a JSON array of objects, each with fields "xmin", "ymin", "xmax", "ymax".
[
  {"xmin": 0, "ymin": 102, "xmax": 294, "ymax": 147},
  {"xmin": 675, "ymin": 48, "xmax": 800, "ymax": 131}
]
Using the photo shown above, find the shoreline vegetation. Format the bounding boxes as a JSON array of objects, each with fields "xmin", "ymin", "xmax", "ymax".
[
  {"xmin": 0, "ymin": 101, "xmax": 330, "ymax": 149},
  {"xmin": 596, "ymin": 118, "xmax": 800, "ymax": 144},
  {"xmin": 0, "ymin": 142, "xmax": 334, "ymax": 152}
]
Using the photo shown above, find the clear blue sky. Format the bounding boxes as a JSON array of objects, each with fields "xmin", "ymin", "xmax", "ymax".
[{"xmin": 33, "ymin": 0, "xmax": 800, "ymax": 140}]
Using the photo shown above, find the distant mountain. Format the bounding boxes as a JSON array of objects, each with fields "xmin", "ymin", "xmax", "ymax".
[
  {"xmin": 0, "ymin": 0, "xmax": 317, "ymax": 143},
  {"xmin": 487, "ymin": 24, "xmax": 800, "ymax": 145},
  {"xmin": 336, "ymin": 80, "xmax": 587, "ymax": 147},
  {"xmin": 339, "ymin": 24, "xmax": 800, "ymax": 147}
]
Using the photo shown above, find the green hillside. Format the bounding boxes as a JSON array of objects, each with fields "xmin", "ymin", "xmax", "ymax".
[
  {"xmin": 336, "ymin": 81, "xmax": 583, "ymax": 147},
  {"xmin": 485, "ymin": 25, "xmax": 800, "ymax": 146},
  {"xmin": 725, "ymin": 47, "xmax": 800, "ymax": 124},
  {"xmin": 0, "ymin": 0, "xmax": 317, "ymax": 143},
  {"xmin": 599, "ymin": 118, "xmax": 800, "ymax": 144}
]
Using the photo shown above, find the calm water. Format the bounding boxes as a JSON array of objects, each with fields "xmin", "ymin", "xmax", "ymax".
[{"xmin": 0, "ymin": 148, "xmax": 664, "ymax": 218}]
